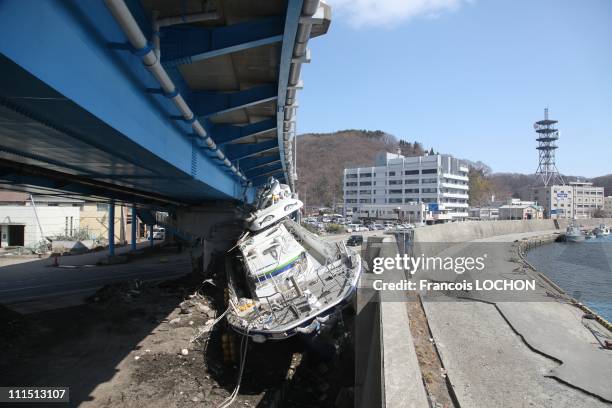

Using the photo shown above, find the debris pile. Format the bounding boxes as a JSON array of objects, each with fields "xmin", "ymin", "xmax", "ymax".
[{"xmin": 87, "ymin": 279, "xmax": 151, "ymax": 303}]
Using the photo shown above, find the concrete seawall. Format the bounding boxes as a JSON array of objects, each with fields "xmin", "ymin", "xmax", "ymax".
[{"xmin": 413, "ymin": 218, "xmax": 612, "ymax": 244}]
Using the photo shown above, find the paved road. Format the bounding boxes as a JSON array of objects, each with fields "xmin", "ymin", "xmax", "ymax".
[
  {"xmin": 421, "ymin": 230, "xmax": 611, "ymax": 406},
  {"xmin": 0, "ymin": 244, "xmax": 190, "ymax": 313}
]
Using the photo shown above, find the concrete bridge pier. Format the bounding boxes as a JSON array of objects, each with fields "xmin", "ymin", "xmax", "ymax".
[{"xmin": 172, "ymin": 202, "xmax": 246, "ymax": 276}]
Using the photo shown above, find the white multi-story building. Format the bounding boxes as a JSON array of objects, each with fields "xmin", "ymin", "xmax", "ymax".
[
  {"xmin": 343, "ymin": 151, "xmax": 469, "ymax": 223},
  {"xmin": 532, "ymin": 181, "xmax": 604, "ymax": 219}
]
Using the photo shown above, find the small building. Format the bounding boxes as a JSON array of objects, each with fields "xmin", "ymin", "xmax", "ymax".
[
  {"xmin": 0, "ymin": 191, "xmax": 144, "ymax": 248},
  {"xmin": 0, "ymin": 192, "xmax": 82, "ymax": 248},
  {"xmin": 468, "ymin": 206, "xmax": 500, "ymax": 221},
  {"xmin": 499, "ymin": 199, "xmax": 543, "ymax": 220}
]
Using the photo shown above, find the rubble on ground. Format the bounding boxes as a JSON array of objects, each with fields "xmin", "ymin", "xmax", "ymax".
[
  {"xmin": 86, "ymin": 278, "xmax": 151, "ymax": 303},
  {"xmin": 1, "ymin": 271, "xmax": 356, "ymax": 407}
]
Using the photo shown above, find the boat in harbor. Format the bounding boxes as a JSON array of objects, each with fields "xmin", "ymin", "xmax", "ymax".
[
  {"xmin": 594, "ymin": 224, "xmax": 610, "ymax": 238},
  {"xmin": 565, "ymin": 223, "xmax": 585, "ymax": 242},
  {"xmin": 226, "ymin": 177, "xmax": 362, "ymax": 342}
]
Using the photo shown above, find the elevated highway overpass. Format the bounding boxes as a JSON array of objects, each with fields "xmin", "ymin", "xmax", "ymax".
[{"xmin": 0, "ymin": 0, "xmax": 330, "ymax": 208}]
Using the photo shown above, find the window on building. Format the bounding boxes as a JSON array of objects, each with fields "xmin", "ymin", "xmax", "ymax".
[
  {"xmin": 422, "ymin": 168, "xmax": 437, "ymax": 174},
  {"xmin": 404, "ymin": 189, "xmax": 419, "ymax": 194},
  {"xmin": 360, "ymin": 173, "xmax": 372, "ymax": 178},
  {"xmin": 405, "ymin": 170, "xmax": 419, "ymax": 175},
  {"xmin": 97, "ymin": 203, "xmax": 109, "ymax": 212},
  {"xmin": 389, "ymin": 189, "xmax": 403, "ymax": 194},
  {"xmin": 388, "ymin": 171, "xmax": 396, "ymax": 176},
  {"xmin": 405, "ymin": 179, "xmax": 419, "ymax": 184},
  {"xmin": 388, "ymin": 198, "xmax": 402, "ymax": 203},
  {"xmin": 359, "ymin": 181, "xmax": 372, "ymax": 186},
  {"xmin": 346, "ymin": 182, "xmax": 357, "ymax": 186},
  {"xmin": 389, "ymin": 180, "xmax": 401, "ymax": 185}
]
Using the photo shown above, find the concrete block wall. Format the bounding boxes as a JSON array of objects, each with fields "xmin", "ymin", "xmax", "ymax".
[{"xmin": 413, "ymin": 220, "xmax": 556, "ymax": 243}]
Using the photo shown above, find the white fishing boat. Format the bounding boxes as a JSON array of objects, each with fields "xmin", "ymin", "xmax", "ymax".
[
  {"xmin": 226, "ymin": 178, "xmax": 361, "ymax": 342},
  {"xmin": 245, "ymin": 178, "xmax": 303, "ymax": 232},
  {"xmin": 594, "ymin": 224, "xmax": 610, "ymax": 237},
  {"xmin": 565, "ymin": 223, "xmax": 585, "ymax": 242}
]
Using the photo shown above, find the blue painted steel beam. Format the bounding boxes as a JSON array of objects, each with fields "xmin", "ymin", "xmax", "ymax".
[
  {"xmin": 190, "ymin": 84, "xmax": 277, "ymax": 118},
  {"xmin": 225, "ymin": 140, "xmax": 278, "ymax": 161},
  {"xmin": 211, "ymin": 118, "xmax": 277, "ymax": 145},
  {"xmin": 275, "ymin": 0, "xmax": 303, "ymax": 184},
  {"xmin": 0, "ymin": 1, "xmax": 245, "ymax": 201},
  {"xmin": 131, "ymin": 204, "xmax": 137, "ymax": 250},
  {"xmin": 109, "ymin": 200, "xmax": 115, "ymax": 256},
  {"xmin": 246, "ymin": 163, "xmax": 283, "ymax": 179},
  {"xmin": 240, "ymin": 155, "xmax": 281, "ymax": 172},
  {"xmin": 160, "ymin": 17, "xmax": 284, "ymax": 68}
]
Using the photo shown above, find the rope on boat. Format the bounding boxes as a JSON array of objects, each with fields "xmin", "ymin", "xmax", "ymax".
[{"xmin": 190, "ymin": 307, "xmax": 230, "ymax": 343}]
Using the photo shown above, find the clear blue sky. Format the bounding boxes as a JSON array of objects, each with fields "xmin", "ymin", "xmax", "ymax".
[{"xmin": 298, "ymin": 0, "xmax": 612, "ymax": 177}]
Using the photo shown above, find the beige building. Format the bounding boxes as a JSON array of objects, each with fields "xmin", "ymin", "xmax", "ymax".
[
  {"xmin": 532, "ymin": 181, "xmax": 604, "ymax": 219},
  {"xmin": 498, "ymin": 199, "xmax": 544, "ymax": 220},
  {"xmin": 79, "ymin": 202, "xmax": 144, "ymax": 244}
]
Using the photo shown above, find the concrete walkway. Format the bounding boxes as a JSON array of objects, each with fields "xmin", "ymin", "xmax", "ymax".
[{"xmin": 420, "ymin": 230, "xmax": 611, "ymax": 406}]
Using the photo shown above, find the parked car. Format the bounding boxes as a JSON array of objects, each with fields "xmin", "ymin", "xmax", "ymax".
[
  {"xmin": 346, "ymin": 235, "xmax": 364, "ymax": 246},
  {"xmin": 152, "ymin": 227, "xmax": 165, "ymax": 240}
]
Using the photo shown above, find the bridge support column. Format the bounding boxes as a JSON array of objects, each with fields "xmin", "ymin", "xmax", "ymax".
[
  {"xmin": 131, "ymin": 205, "xmax": 137, "ymax": 251},
  {"xmin": 108, "ymin": 200, "xmax": 115, "ymax": 256},
  {"xmin": 149, "ymin": 225, "xmax": 154, "ymax": 247},
  {"xmin": 174, "ymin": 202, "xmax": 244, "ymax": 277}
]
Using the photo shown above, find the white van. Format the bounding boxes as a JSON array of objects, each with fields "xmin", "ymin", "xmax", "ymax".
[{"xmin": 346, "ymin": 223, "xmax": 363, "ymax": 233}]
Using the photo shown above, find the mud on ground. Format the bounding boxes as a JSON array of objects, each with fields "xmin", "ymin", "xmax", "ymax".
[{"xmin": 0, "ymin": 274, "xmax": 355, "ymax": 407}]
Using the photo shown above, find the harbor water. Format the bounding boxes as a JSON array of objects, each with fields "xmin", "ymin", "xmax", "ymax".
[{"xmin": 527, "ymin": 235, "xmax": 612, "ymax": 322}]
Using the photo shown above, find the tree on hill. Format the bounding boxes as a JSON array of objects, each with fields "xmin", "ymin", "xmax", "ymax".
[
  {"xmin": 468, "ymin": 163, "xmax": 494, "ymax": 206},
  {"xmin": 296, "ymin": 130, "xmax": 431, "ymax": 207}
]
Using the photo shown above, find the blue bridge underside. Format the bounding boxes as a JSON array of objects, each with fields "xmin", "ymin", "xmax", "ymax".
[
  {"xmin": 0, "ymin": 54, "xmax": 235, "ymax": 204},
  {"xmin": 0, "ymin": 0, "xmax": 305, "ymax": 206}
]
